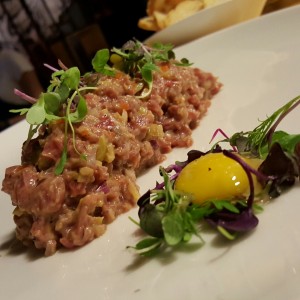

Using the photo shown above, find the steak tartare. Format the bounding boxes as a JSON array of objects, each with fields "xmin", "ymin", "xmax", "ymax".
[{"xmin": 2, "ymin": 41, "xmax": 222, "ymax": 255}]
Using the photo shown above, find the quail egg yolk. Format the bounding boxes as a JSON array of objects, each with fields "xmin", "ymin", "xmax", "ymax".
[{"xmin": 174, "ymin": 152, "xmax": 263, "ymax": 204}]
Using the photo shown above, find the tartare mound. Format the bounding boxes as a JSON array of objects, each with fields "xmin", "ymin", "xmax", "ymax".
[{"xmin": 2, "ymin": 60, "xmax": 222, "ymax": 255}]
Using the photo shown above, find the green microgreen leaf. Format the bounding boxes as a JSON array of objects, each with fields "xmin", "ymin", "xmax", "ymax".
[
  {"xmin": 217, "ymin": 226, "xmax": 237, "ymax": 240},
  {"xmin": 150, "ymin": 42, "xmax": 175, "ymax": 61},
  {"xmin": 162, "ymin": 212, "xmax": 185, "ymax": 246},
  {"xmin": 160, "ymin": 167, "xmax": 176, "ymax": 212},
  {"xmin": 60, "ymin": 67, "xmax": 80, "ymax": 90},
  {"xmin": 260, "ymin": 130, "xmax": 300, "ymax": 157},
  {"xmin": 9, "ymin": 107, "xmax": 29, "ymax": 115},
  {"xmin": 139, "ymin": 203, "xmax": 164, "ymax": 238},
  {"xmin": 47, "ymin": 73, "xmax": 62, "ymax": 92},
  {"xmin": 175, "ymin": 58, "xmax": 193, "ymax": 67},
  {"xmin": 52, "ymin": 69, "xmax": 64, "ymax": 78},
  {"xmin": 187, "ymin": 203, "xmax": 215, "ymax": 221},
  {"xmin": 57, "ymin": 83, "xmax": 70, "ymax": 101},
  {"xmin": 43, "ymin": 92, "xmax": 61, "ymax": 115},
  {"xmin": 134, "ymin": 237, "xmax": 161, "ymax": 250},
  {"xmin": 55, "ymin": 146, "xmax": 67, "ymax": 175},
  {"xmin": 212, "ymin": 200, "xmax": 240, "ymax": 213},
  {"xmin": 24, "ymin": 124, "xmax": 39, "ymax": 148},
  {"xmin": 141, "ymin": 62, "xmax": 156, "ymax": 83},
  {"xmin": 253, "ymin": 203, "xmax": 264, "ymax": 214},
  {"xmin": 128, "ymin": 237, "xmax": 163, "ymax": 257},
  {"xmin": 26, "ymin": 98, "xmax": 46, "ymax": 125},
  {"xmin": 92, "ymin": 48, "xmax": 115, "ymax": 76}
]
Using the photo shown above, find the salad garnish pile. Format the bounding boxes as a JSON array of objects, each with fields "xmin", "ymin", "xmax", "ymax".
[
  {"xmin": 128, "ymin": 95, "xmax": 300, "ymax": 256},
  {"xmin": 11, "ymin": 39, "xmax": 190, "ymax": 175}
]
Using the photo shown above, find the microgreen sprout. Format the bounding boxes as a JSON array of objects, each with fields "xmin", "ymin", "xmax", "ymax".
[
  {"xmin": 216, "ymin": 95, "xmax": 300, "ymax": 157},
  {"xmin": 92, "ymin": 39, "xmax": 191, "ymax": 98},
  {"xmin": 11, "ymin": 65, "xmax": 97, "ymax": 174},
  {"xmin": 129, "ymin": 95, "xmax": 300, "ymax": 257}
]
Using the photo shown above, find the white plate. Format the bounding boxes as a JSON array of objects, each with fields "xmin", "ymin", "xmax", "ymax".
[
  {"xmin": 1, "ymin": 5, "xmax": 300, "ymax": 300},
  {"xmin": 144, "ymin": 0, "xmax": 267, "ymax": 47}
]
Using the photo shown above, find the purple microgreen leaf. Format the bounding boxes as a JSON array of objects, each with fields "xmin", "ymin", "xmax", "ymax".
[
  {"xmin": 206, "ymin": 206, "xmax": 259, "ymax": 233},
  {"xmin": 258, "ymin": 142, "xmax": 298, "ymax": 198},
  {"xmin": 209, "ymin": 128, "xmax": 238, "ymax": 151}
]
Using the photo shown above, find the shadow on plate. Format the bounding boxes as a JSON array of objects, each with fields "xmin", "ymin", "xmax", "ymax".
[
  {"xmin": 0, "ymin": 230, "xmax": 45, "ymax": 260},
  {"xmin": 0, "ymin": 230, "xmax": 97, "ymax": 260},
  {"xmin": 124, "ymin": 221, "xmax": 258, "ymax": 271},
  {"xmin": 124, "ymin": 240, "xmax": 204, "ymax": 272}
]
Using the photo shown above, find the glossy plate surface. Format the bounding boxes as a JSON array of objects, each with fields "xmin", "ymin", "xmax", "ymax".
[{"xmin": 1, "ymin": 6, "xmax": 300, "ymax": 300}]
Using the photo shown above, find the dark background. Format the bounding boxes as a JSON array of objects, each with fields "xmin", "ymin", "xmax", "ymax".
[
  {"xmin": 0, "ymin": 0, "xmax": 153, "ymax": 130},
  {"xmin": 1, "ymin": 0, "xmax": 152, "ymax": 86}
]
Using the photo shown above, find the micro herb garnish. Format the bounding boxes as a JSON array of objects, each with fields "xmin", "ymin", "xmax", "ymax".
[
  {"xmin": 92, "ymin": 39, "xmax": 192, "ymax": 98},
  {"xmin": 129, "ymin": 95, "xmax": 300, "ymax": 257},
  {"xmin": 127, "ymin": 167, "xmax": 205, "ymax": 256},
  {"xmin": 129, "ymin": 153, "xmax": 262, "ymax": 256},
  {"xmin": 215, "ymin": 95, "xmax": 300, "ymax": 158},
  {"xmin": 11, "ymin": 66, "xmax": 98, "ymax": 175},
  {"xmin": 91, "ymin": 48, "xmax": 115, "ymax": 76}
]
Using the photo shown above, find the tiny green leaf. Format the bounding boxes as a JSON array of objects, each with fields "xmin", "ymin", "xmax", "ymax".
[
  {"xmin": 141, "ymin": 63, "xmax": 156, "ymax": 84},
  {"xmin": 212, "ymin": 200, "xmax": 240, "ymax": 213},
  {"xmin": 217, "ymin": 226, "xmax": 236, "ymax": 240},
  {"xmin": 176, "ymin": 58, "xmax": 193, "ymax": 67},
  {"xmin": 55, "ymin": 147, "xmax": 67, "ymax": 175},
  {"xmin": 162, "ymin": 212, "xmax": 184, "ymax": 246},
  {"xmin": 9, "ymin": 107, "xmax": 29, "ymax": 115},
  {"xmin": 43, "ymin": 92, "xmax": 61, "ymax": 115},
  {"xmin": 92, "ymin": 49, "xmax": 115, "ymax": 76},
  {"xmin": 139, "ymin": 204, "xmax": 164, "ymax": 238},
  {"xmin": 52, "ymin": 69, "xmax": 64, "ymax": 78},
  {"xmin": 57, "ymin": 83, "xmax": 70, "ymax": 101},
  {"xmin": 130, "ymin": 237, "xmax": 163, "ymax": 256},
  {"xmin": 134, "ymin": 237, "xmax": 161, "ymax": 250},
  {"xmin": 26, "ymin": 99, "xmax": 46, "ymax": 125},
  {"xmin": 261, "ymin": 130, "xmax": 300, "ymax": 157},
  {"xmin": 61, "ymin": 67, "xmax": 80, "ymax": 90},
  {"xmin": 187, "ymin": 203, "xmax": 215, "ymax": 221}
]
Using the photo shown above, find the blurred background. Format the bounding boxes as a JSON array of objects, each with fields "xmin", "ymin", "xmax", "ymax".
[
  {"xmin": 0, "ymin": 0, "xmax": 152, "ymax": 130},
  {"xmin": 0, "ymin": 0, "xmax": 299, "ymax": 131},
  {"xmin": 0, "ymin": 0, "xmax": 152, "ymax": 86}
]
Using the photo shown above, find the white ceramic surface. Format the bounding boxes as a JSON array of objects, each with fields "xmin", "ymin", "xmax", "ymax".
[
  {"xmin": 145, "ymin": 0, "xmax": 267, "ymax": 46},
  {"xmin": 1, "ymin": 5, "xmax": 300, "ymax": 300}
]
